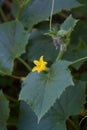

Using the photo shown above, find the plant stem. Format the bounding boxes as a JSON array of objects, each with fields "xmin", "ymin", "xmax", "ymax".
[
  {"xmin": 0, "ymin": 7, "xmax": 7, "ymax": 22},
  {"xmin": 8, "ymin": 74, "xmax": 23, "ymax": 80},
  {"xmin": 70, "ymin": 56, "xmax": 87, "ymax": 65},
  {"xmin": 17, "ymin": 57, "xmax": 32, "ymax": 71},
  {"xmin": 16, "ymin": 5, "xmax": 24, "ymax": 20},
  {"xmin": 24, "ymin": 0, "xmax": 30, "ymax": 6},
  {"xmin": 0, "ymin": 58, "xmax": 32, "ymax": 80},
  {"xmin": 50, "ymin": 0, "xmax": 54, "ymax": 32},
  {"xmin": 68, "ymin": 119, "xmax": 79, "ymax": 130},
  {"xmin": 17, "ymin": 0, "xmax": 30, "ymax": 20},
  {"xmin": 0, "ymin": 70, "xmax": 23, "ymax": 80},
  {"xmin": 56, "ymin": 50, "xmax": 64, "ymax": 61}
]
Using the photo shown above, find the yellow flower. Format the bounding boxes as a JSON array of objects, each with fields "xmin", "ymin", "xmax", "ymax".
[{"xmin": 32, "ymin": 56, "xmax": 47, "ymax": 73}]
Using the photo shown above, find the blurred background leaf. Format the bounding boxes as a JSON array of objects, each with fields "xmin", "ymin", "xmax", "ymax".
[
  {"xmin": 0, "ymin": 20, "xmax": 29, "ymax": 75},
  {"xmin": 12, "ymin": 0, "xmax": 79, "ymax": 29}
]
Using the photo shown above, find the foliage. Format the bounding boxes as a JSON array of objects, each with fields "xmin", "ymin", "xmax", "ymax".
[{"xmin": 0, "ymin": 0, "xmax": 87, "ymax": 130}]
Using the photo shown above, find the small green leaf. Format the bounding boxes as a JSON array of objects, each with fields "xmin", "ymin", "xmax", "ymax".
[
  {"xmin": 61, "ymin": 15, "xmax": 78, "ymax": 31},
  {"xmin": 0, "ymin": 20, "xmax": 29, "ymax": 75},
  {"xmin": 0, "ymin": 91, "xmax": 9, "ymax": 130},
  {"xmin": 19, "ymin": 60, "xmax": 73, "ymax": 121}
]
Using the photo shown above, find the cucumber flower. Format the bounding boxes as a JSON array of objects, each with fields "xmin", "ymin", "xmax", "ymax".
[{"xmin": 32, "ymin": 56, "xmax": 47, "ymax": 73}]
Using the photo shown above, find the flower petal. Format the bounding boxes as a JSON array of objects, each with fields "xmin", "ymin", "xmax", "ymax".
[
  {"xmin": 33, "ymin": 60, "xmax": 39, "ymax": 65},
  {"xmin": 32, "ymin": 66, "xmax": 38, "ymax": 72},
  {"xmin": 40, "ymin": 56, "xmax": 44, "ymax": 62}
]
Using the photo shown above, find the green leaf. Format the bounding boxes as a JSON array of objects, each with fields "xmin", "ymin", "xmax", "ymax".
[
  {"xmin": 22, "ymin": 21, "xmax": 59, "ymax": 62},
  {"xmin": 19, "ymin": 60, "xmax": 73, "ymax": 121},
  {"xmin": 0, "ymin": 91, "xmax": 9, "ymax": 130},
  {"xmin": 58, "ymin": 81, "xmax": 86, "ymax": 116},
  {"xmin": 18, "ymin": 101, "xmax": 67, "ymax": 130},
  {"xmin": 12, "ymin": 0, "xmax": 79, "ymax": 28},
  {"xmin": 18, "ymin": 81, "xmax": 86, "ymax": 130},
  {"xmin": 61, "ymin": 15, "xmax": 78, "ymax": 31},
  {"xmin": 0, "ymin": 20, "xmax": 29, "ymax": 75}
]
